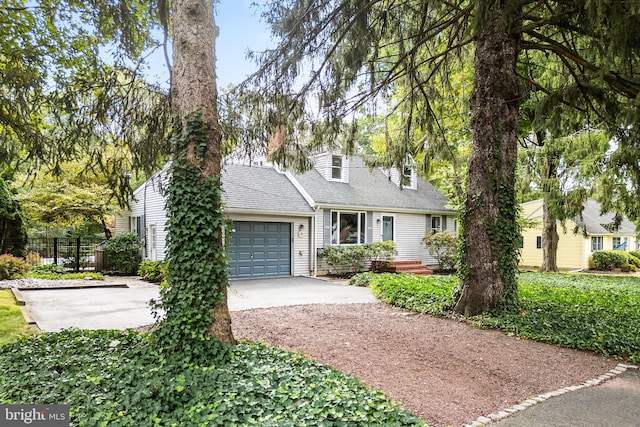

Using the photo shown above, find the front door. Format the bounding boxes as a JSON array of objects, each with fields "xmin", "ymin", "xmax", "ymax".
[{"xmin": 382, "ymin": 215, "xmax": 394, "ymax": 241}]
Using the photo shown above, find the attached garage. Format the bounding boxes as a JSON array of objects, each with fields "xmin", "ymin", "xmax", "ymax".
[{"xmin": 228, "ymin": 221, "xmax": 292, "ymax": 278}]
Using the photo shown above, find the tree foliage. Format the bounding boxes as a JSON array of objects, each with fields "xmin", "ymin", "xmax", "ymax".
[
  {"xmin": 1, "ymin": 0, "xmax": 171, "ymax": 205},
  {"xmin": 0, "ymin": 178, "xmax": 27, "ymax": 256},
  {"xmin": 17, "ymin": 158, "xmax": 120, "ymax": 239}
]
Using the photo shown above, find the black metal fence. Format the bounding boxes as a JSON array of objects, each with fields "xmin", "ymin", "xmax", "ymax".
[{"xmin": 3, "ymin": 237, "xmax": 106, "ymax": 272}]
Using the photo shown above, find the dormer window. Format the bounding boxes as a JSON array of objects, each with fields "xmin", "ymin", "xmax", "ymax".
[
  {"xmin": 401, "ymin": 166, "xmax": 413, "ymax": 187},
  {"xmin": 331, "ymin": 155, "xmax": 343, "ymax": 180}
]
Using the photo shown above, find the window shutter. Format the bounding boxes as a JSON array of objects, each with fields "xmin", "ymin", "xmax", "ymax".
[
  {"xmin": 323, "ymin": 210, "xmax": 331, "ymax": 245},
  {"xmin": 366, "ymin": 211, "xmax": 373, "ymax": 243},
  {"xmin": 442, "ymin": 216, "xmax": 447, "ymax": 231},
  {"xmin": 426, "ymin": 214, "xmax": 432, "ymax": 232}
]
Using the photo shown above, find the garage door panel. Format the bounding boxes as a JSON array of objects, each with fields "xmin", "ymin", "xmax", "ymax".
[{"xmin": 228, "ymin": 221, "xmax": 291, "ymax": 278}]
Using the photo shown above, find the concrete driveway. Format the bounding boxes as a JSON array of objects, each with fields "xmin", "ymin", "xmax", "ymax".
[{"xmin": 18, "ymin": 276, "xmax": 376, "ymax": 332}]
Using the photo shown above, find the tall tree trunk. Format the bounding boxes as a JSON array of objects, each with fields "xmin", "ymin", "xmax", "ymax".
[
  {"xmin": 170, "ymin": 0, "xmax": 234, "ymax": 344},
  {"xmin": 454, "ymin": 5, "xmax": 523, "ymax": 316},
  {"xmin": 540, "ymin": 150, "xmax": 559, "ymax": 272}
]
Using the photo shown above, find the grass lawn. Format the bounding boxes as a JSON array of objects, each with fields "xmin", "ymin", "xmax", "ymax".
[
  {"xmin": 365, "ymin": 271, "xmax": 640, "ymax": 363},
  {"xmin": 0, "ymin": 289, "xmax": 36, "ymax": 346}
]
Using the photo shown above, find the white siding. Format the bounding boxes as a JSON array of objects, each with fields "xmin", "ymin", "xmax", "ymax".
[
  {"xmin": 131, "ymin": 176, "xmax": 169, "ymax": 261},
  {"xmin": 394, "ymin": 213, "xmax": 437, "ymax": 266}
]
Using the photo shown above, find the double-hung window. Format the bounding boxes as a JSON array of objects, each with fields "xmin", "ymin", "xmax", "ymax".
[
  {"xmin": 591, "ymin": 236, "xmax": 603, "ymax": 252},
  {"xmin": 331, "ymin": 155, "xmax": 343, "ymax": 180},
  {"xmin": 331, "ymin": 211, "xmax": 366, "ymax": 245},
  {"xmin": 431, "ymin": 216, "xmax": 442, "ymax": 232}
]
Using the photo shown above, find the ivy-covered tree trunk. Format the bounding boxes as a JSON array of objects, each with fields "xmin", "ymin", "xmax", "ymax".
[
  {"xmin": 454, "ymin": 5, "xmax": 523, "ymax": 316},
  {"xmin": 161, "ymin": 0, "xmax": 234, "ymax": 345}
]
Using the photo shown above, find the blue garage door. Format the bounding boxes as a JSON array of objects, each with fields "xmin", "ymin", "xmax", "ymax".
[{"xmin": 228, "ymin": 221, "xmax": 291, "ymax": 278}]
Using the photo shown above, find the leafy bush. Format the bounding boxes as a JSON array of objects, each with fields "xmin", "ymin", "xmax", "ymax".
[
  {"xmin": 318, "ymin": 242, "xmax": 397, "ymax": 275},
  {"xmin": 103, "ymin": 232, "xmax": 142, "ymax": 274},
  {"xmin": 0, "ymin": 254, "xmax": 30, "ymax": 280},
  {"xmin": 629, "ymin": 254, "xmax": 640, "ymax": 268},
  {"xmin": 30, "ymin": 263, "xmax": 66, "ymax": 275},
  {"xmin": 422, "ymin": 231, "xmax": 457, "ymax": 271},
  {"xmin": 370, "ymin": 271, "xmax": 640, "ymax": 362},
  {"xmin": 592, "ymin": 250, "xmax": 629, "ymax": 270},
  {"xmin": 0, "ymin": 330, "xmax": 424, "ymax": 426},
  {"xmin": 630, "ymin": 250, "xmax": 640, "ymax": 260},
  {"xmin": 138, "ymin": 260, "xmax": 169, "ymax": 282}
]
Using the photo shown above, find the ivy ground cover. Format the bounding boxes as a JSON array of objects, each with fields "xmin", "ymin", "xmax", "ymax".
[
  {"xmin": 0, "ymin": 329, "xmax": 425, "ymax": 426},
  {"xmin": 365, "ymin": 272, "xmax": 640, "ymax": 363}
]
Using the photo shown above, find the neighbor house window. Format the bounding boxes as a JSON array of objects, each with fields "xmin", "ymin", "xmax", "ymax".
[
  {"xmin": 613, "ymin": 237, "xmax": 628, "ymax": 250},
  {"xmin": 591, "ymin": 236, "xmax": 603, "ymax": 252},
  {"xmin": 331, "ymin": 211, "xmax": 366, "ymax": 245},
  {"xmin": 331, "ymin": 155, "xmax": 343, "ymax": 180},
  {"xmin": 431, "ymin": 216, "xmax": 441, "ymax": 232},
  {"xmin": 536, "ymin": 236, "xmax": 542, "ymax": 249}
]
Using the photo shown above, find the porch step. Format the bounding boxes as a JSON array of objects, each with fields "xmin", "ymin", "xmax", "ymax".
[{"xmin": 384, "ymin": 260, "xmax": 433, "ymax": 276}]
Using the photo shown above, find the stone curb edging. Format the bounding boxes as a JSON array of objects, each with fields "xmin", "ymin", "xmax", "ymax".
[{"xmin": 462, "ymin": 363, "xmax": 640, "ymax": 427}]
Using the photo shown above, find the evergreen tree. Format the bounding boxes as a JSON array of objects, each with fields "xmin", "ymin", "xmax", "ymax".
[
  {"xmin": 0, "ymin": 177, "xmax": 27, "ymax": 257},
  {"xmin": 236, "ymin": 0, "xmax": 640, "ymax": 314}
]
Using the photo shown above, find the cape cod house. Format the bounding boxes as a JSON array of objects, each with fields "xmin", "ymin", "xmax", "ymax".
[
  {"xmin": 519, "ymin": 199, "xmax": 638, "ymax": 270},
  {"xmin": 115, "ymin": 152, "xmax": 456, "ymax": 279}
]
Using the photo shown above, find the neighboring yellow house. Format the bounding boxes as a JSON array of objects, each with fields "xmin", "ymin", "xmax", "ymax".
[{"xmin": 520, "ymin": 199, "xmax": 638, "ymax": 270}]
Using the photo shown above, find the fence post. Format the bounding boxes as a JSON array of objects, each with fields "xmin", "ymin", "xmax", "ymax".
[
  {"xmin": 76, "ymin": 237, "xmax": 81, "ymax": 273},
  {"xmin": 53, "ymin": 238, "xmax": 58, "ymax": 265}
]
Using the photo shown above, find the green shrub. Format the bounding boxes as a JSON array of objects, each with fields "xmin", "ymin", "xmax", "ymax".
[
  {"xmin": 104, "ymin": 232, "xmax": 142, "ymax": 274},
  {"xmin": 0, "ymin": 330, "xmax": 424, "ymax": 426},
  {"xmin": 592, "ymin": 250, "xmax": 629, "ymax": 270},
  {"xmin": 318, "ymin": 242, "xmax": 397, "ymax": 275},
  {"xmin": 629, "ymin": 254, "xmax": 640, "ymax": 268},
  {"xmin": 30, "ymin": 263, "xmax": 66, "ymax": 275},
  {"xmin": 630, "ymin": 250, "xmax": 640, "ymax": 260},
  {"xmin": 0, "ymin": 254, "xmax": 30, "ymax": 280},
  {"xmin": 138, "ymin": 260, "xmax": 168, "ymax": 282},
  {"xmin": 422, "ymin": 231, "xmax": 458, "ymax": 271}
]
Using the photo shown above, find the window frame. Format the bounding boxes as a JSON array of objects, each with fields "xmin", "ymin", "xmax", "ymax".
[
  {"xmin": 331, "ymin": 155, "xmax": 343, "ymax": 180},
  {"xmin": 331, "ymin": 210, "xmax": 367, "ymax": 245},
  {"xmin": 591, "ymin": 236, "xmax": 603, "ymax": 252},
  {"xmin": 431, "ymin": 215, "xmax": 442, "ymax": 232}
]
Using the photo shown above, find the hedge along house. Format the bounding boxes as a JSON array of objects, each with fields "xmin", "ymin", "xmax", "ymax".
[
  {"xmin": 115, "ymin": 152, "xmax": 456, "ymax": 279},
  {"xmin": 520, "ymin": 199, "xmax": 638, "ymax": 270}
]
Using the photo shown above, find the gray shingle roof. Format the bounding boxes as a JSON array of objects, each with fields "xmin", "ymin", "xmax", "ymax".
[
  {"xmin": 291, "ymin": 156, "xmax": 453, "ymax": 213},
  {"xmin": 222, "ymin": 163, "xmax": 314, "ymax": 215},
  {"xmin": 573, "ymin": 200, "xmax": 637, "ymax": 235}
]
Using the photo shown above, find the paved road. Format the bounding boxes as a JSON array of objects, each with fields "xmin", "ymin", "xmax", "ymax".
[{"xmin": 18, "ymin": 276, "xmax": 376, "ymax": 332}]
